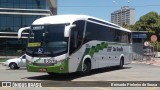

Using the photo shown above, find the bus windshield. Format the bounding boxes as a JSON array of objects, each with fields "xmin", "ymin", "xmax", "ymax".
[{"xmin": 26, "ymin": 24, "xmax": 68, "ymax": 57}]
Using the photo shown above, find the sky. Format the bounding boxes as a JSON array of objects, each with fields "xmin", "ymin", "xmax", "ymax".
[{"xmin": 57, "ymin": 0, "xmax": 160, "ymax": 22}]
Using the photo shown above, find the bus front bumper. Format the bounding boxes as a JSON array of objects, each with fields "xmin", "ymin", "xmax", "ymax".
[{"xmin": 26, "ymin": 60, "xmax": 69, "ymax": 74}]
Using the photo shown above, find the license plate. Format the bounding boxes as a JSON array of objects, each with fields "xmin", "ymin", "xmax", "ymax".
[
  {"xmin": 44, "ymin": 58, "xmax": 56, "ymax": 63},
  {"xmin": 39, "ymin": 68, "xmax": 47, "ymax": 72}
]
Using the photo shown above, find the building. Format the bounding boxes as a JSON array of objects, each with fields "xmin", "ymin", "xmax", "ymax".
[
  {"xmin": 0, "ymin": 0, "xmax": 57, "ymax": 56},
  {"xmin": 111, "ymin": 6, "xmax": 135, "ymax": 26}
]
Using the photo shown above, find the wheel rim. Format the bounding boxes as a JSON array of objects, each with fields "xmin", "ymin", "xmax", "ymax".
[
  {"xmin": 10, "ymin": 64, "xmax": 15, "ymax": 69},
  {"xmin": 83, "ymin": 63, "xmax": 87, "ymax": 72}
]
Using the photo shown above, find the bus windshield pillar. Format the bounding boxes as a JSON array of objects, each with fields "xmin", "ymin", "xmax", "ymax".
[{"xmin": 64, "ymin": 24, "xmax": 76, "ymax": 37}]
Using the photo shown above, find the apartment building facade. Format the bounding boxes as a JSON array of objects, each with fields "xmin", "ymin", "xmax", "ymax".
[{"xmin": 111, "ymin": 6, "xmax": 135, "ymax": 26}]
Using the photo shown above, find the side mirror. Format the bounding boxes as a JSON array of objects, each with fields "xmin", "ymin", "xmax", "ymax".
[
  {"xmin": 22, "ymin": 55, "xmax": 26, "ymax": 59},
  {"xmin": 18, "ymin": 27, "xmax": 30, "ymax": 39}
]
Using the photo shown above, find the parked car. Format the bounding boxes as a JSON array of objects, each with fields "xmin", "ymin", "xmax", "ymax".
[{"xmin": 2, "ymin": 54, "xmax": 26, "ymax": 69}]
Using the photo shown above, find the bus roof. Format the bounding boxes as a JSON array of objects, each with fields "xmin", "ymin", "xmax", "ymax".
[
  {"xmin": 32, "ymin": 14, "xmax": 88, "ymax": 25},
  {"xmin": 32, "ymin": 14, "xmax": 131, "ymax": 32}
]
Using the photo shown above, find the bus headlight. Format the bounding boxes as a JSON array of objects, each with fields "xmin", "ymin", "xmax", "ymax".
[{"xmin": 27, "ymin": 60, "xmax": 33, "ymax": 65}]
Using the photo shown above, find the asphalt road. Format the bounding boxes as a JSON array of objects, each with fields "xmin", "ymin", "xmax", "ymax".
[{"xmin": 0, "ymin": 63, "xmax": 160, "ymax": 90}]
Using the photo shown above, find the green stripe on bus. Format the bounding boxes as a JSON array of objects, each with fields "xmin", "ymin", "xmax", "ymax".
[{"xmin": 76, "ymin": 42, "xmax": 108, "ymax": 71}]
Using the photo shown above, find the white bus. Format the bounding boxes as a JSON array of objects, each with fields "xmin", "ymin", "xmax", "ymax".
[{"xmin": 18, "ymin": 15, "xmax": 132, "ymax": 75}]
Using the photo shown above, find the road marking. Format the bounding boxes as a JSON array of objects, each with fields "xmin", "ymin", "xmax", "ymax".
[
  {"xmin": 94, "ymin": 87, "xmax": 112, "ymax": 90},
  {"xmin": 47, "ymin": 87, "xmax": 65, "ymax": 90},
  {"xmin": 147, "ymin": 87, "xmax": 159, "ymax": 90},
  {"xmin": 0, "ymin": 87, "xmax": 13, "ymax": 90}
]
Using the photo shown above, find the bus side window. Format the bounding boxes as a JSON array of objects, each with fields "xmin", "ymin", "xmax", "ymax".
[
  {"xmin": 73, "ymin": 31, "xmax": 78, "ymax": 48},
  {"xmin": 128, "ymin": 33, "xmax": 131, "ymax": 43},
  {"xmin": 69, "ymin": 29, "xmax": 79, "ymax": 54},
  {"xmin": 69, "ymin": 20, "xmax": 85, "ymax": 55}
]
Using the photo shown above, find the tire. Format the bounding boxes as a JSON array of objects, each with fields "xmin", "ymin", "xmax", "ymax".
[
  {"xmin": 82, "ymin": 60, "xmax": 91, "ymax": 75},
  {"xmin": 9, "ymin": 63, "xmax": 19, "ymax": 69},
  {"xmin": 118, "ymin": 58, "xmax": 124, "ymax": 69}
]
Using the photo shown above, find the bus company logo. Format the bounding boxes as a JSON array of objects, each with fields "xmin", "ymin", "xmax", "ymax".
[
  {"xmin": 2, "ymin": 82, "xmax": 12, "ymax": 87},
  {"xmin": 38, "ymin": 48, "xmax": 43, "ymax": 54}
]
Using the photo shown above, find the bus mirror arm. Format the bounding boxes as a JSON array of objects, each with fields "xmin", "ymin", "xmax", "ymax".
[
  {"xmin": 70, "ymin": 24, "xmax": 76, "ymax": 28},
  {"xmin": 18, "ymin": 27, "xmax": 30, "ymax": 39},
  {"xmin": 64, "ymin": 24, "xmax": 76, "ymax": 37}
]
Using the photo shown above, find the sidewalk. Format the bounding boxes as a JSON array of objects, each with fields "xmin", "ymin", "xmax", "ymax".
[{"xmin": 132, "ymin": 57, "xmax": 160, "ymax": 66}]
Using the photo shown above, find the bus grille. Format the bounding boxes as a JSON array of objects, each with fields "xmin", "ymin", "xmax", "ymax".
[{"xmin": 33, "ymin": 63, "xmax": 54, "ymax": 66}]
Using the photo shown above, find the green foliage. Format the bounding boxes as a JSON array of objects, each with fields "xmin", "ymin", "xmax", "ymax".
[
  {"xmin": 123, "ymin": 11, "xmax": 160, "ymax": 41},
  {"xmin": 135, "ymin": 12, "xmax": 160, "ymax": 38},
  {"xmin": 155, "ymin": 41, "xmax": 160, "ymax": 52},
  {"xmin": 122, "ymin": 24, "xmax": 135, "ymax": 31}
]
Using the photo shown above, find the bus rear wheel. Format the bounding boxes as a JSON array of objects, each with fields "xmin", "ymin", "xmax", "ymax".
[{"xmin": 118, "ymin": 57, "xmax": 124, "ymax": 69}]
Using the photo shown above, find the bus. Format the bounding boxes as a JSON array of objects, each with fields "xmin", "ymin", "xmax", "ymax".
[{"xmin": 18, "ymin": 15, "xmax": 132, "ymax": 75}]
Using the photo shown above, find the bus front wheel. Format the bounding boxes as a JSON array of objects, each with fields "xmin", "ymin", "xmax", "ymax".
[
  {"xmin": 47, "ymin": 72, "xmax": 58, "ymax": 76},
  {"xmin": 82, "ymin": 60, "xmax": 91, "ymax": 75}
]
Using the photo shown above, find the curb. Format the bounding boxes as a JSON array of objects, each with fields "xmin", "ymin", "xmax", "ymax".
[
  {"xmin": 132, "ymin": 61, "xmax": 160, "ymax": 66},
  {"xmin": 0, "ymin": 62, "xmax": 4, "ymax": 64}
]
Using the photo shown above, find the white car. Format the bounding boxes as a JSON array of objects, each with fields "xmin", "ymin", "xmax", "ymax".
[{"xmin": 2, "ymin": 54, "xmax": 26, "ymax": 69}]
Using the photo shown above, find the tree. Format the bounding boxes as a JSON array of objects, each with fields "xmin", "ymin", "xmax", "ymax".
[
  {"xmin": 122, "ymin": 24, "xmax": 135, "ymax": 31},
  {"xmin": 134, "ymin": 12, "xmax": 160, "ymax": 41}
]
